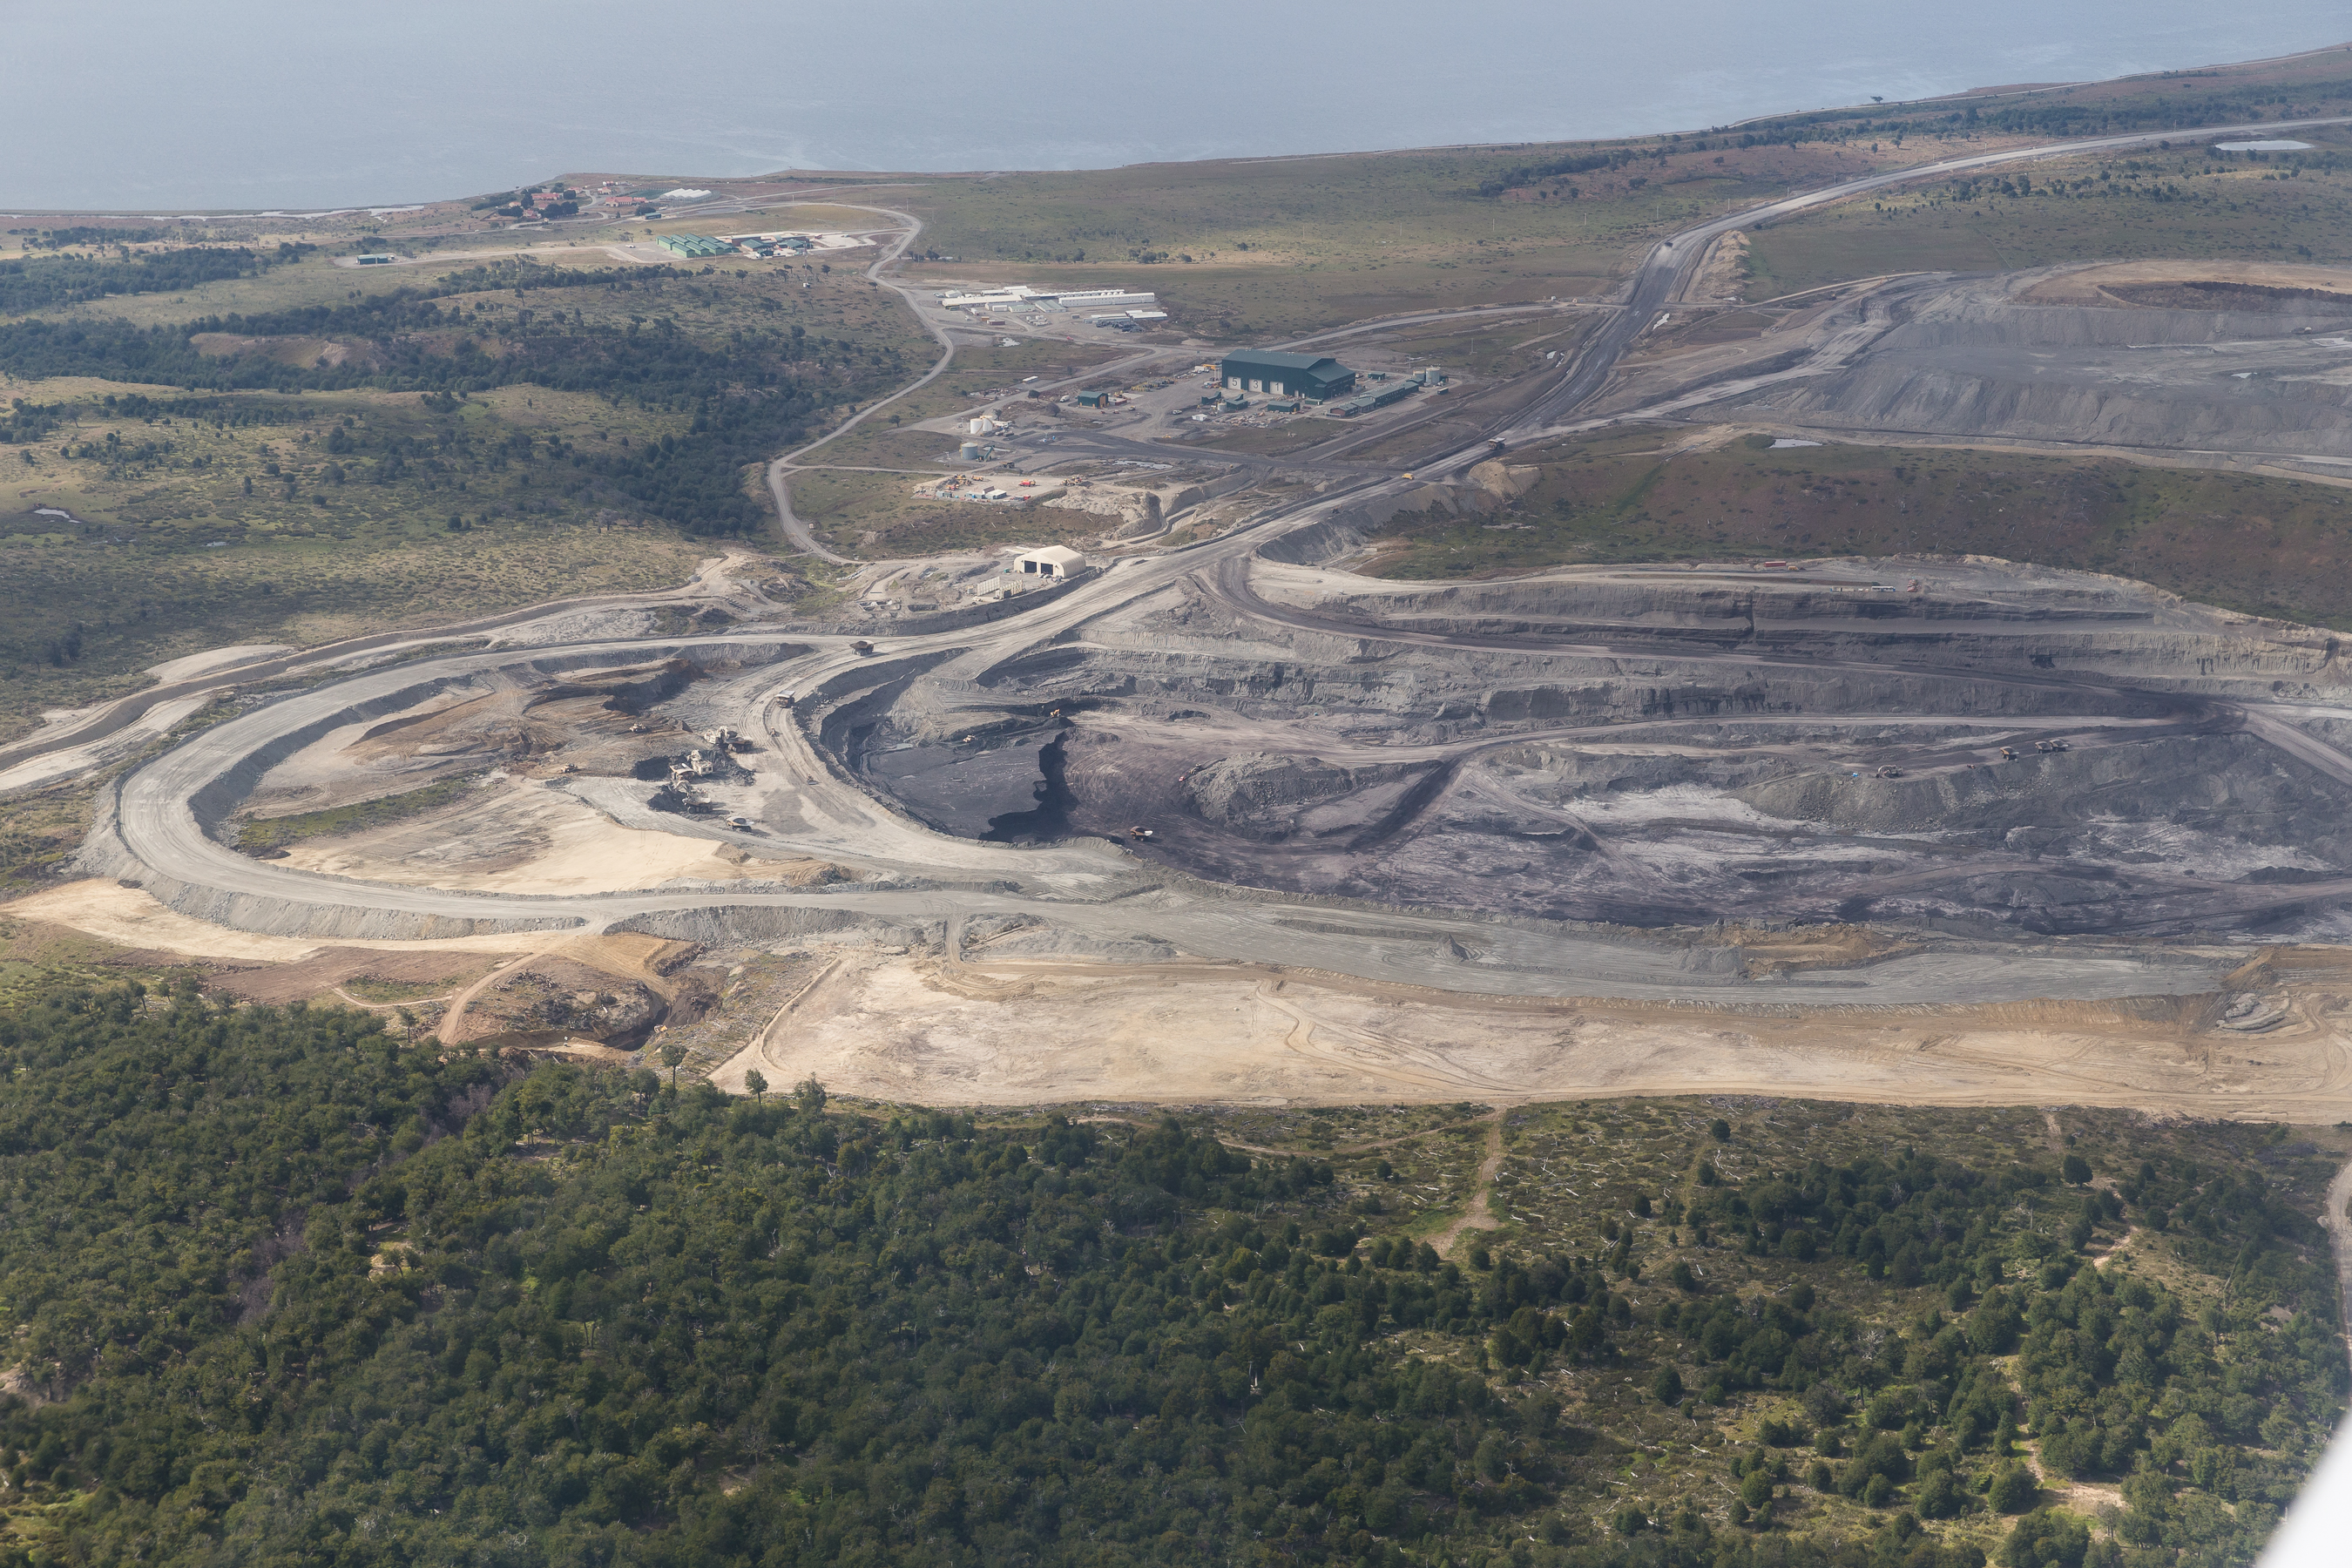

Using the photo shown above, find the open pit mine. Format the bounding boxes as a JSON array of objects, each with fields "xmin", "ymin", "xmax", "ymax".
[
  {"xmin": 41, "ymin": 132, "xmax": 2352, "ymax": 1114},
  {"xmin": 66, "ymin": 525, "xmax": 2352, "ymax": 1117}
]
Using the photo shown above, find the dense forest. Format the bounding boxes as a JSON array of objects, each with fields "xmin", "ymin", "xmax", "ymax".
[{"xmin": 0, "ymin": 983, "xmax": 2336, "ymax": 1566}]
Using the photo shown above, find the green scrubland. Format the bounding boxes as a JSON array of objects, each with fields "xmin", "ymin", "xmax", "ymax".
[
  {"xmin": 0, "ymin": 983, "xmax": 2334, "ymax": 1568},
  {"xmin": 1369, "ymin": 429, "xmax": 2352, "ymax": 630}
]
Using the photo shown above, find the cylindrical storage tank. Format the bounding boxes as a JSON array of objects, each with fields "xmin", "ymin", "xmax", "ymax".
[{"xmin": 959, "ymin": 442, "xmax": 982, "ymax": 460}]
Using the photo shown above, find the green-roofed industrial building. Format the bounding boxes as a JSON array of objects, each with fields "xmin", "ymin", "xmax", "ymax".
[
  {"xmin": 1219, "ymin": 349, "xmax": 1355, "ymax": 402},
  {"xmin": 658, "ymin": 233, "xmax": 733, "ymax": 259}
]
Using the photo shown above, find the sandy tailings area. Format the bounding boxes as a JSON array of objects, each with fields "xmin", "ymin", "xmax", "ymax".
[
  {"xmin": 276, "ymin": 778, "xmax": 836, "ymax": 894},
  {"xmin": 712, "ymin": 943, "xmax": 2352, "ymax": 1119}
]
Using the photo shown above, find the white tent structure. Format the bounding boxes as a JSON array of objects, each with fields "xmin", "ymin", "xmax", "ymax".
[{"xmin": 1011, "ymin": 545, "xmax": 1086, "ymax": 579}]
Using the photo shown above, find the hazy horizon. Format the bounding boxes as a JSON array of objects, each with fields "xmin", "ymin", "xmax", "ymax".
[{"xmin": 4, "ymin": 1, "xmax": 2349, "ymax": 211}]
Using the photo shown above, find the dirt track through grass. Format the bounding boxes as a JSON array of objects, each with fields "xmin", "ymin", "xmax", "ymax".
[{"xmin": 1427, "ymin": 1110, "xmax": 1507, "ymax": 1260}]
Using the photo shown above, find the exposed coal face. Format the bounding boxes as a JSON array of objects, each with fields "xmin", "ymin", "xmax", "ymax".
[
  {"xmin": 854, "ymin": 722, "xmax": 1078, "ymax": 842},
  {"xmin": 844, "ymin": 563, "xmax": 2352, "ymax": 938},
  {"xmin": 981, "ymin": 733, "xmax": 1078, "ymax": 844}
]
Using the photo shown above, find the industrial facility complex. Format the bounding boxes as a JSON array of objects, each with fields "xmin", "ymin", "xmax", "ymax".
[
  {"xmin": 720, "ymin": 232, "xmax": 816, "ymax": 258},
  {"xmin": 1330, "ymin": 367, "xmax": 1443, "ymax": 416},
  {"xmin": 10, "ymin": 44, "xmax": 2352, "ymax": 1568},
  {"xmin": 1011, "ymin": 544, "xmax": 1086, "ymax": 578}
]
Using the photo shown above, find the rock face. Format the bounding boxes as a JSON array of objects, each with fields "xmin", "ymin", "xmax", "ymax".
[
  {"xmin": 1186, "ymin": 753, "xmax": 1427, "ymax": 840},
  {"xmin": 963, "ymin": 918, "xmax": 1179, "ymax": 963},
  {"xmin": 79, "ymin": 539, "xmax": 2352, "ymax": 959}
]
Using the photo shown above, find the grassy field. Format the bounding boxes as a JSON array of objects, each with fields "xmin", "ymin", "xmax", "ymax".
[
  {"xmin": 777, "ymin": 336, "xmax": 1144, "ymax": 551},
  {"xmin": 798, "ymin": 336, "xmax": 1137, "ymax": 470},
  {"xmin": 1364, "ymin": 427, "xmax": 2352, "ymax": 627},
  {"xmin": 0, "ymin": 779, "xmax": 102, "ymax": 898},
  {"xmin": 880, "ymin": 49, "xmax": 2352, "ymax": 340},
  {"xmin": 891, "ymin": 139, "xmax": 1913, "ymax": 341},
  {"xmin": 0, "ymin": 202, "xmax": 900, "ymax": 325},
  {"xmin": 0, "ymin": 916, "xmax": 182, "ymax": 1008},
  {"xmin": 0, "ymin": 377, "xmax": 696, "ymax": 546},
  {"xmin": 4, "ymin": 45, "xmax": 2349, "ymax": 755},
  {"xmin": 0, "ymin": 506, "xmax": 709, "ymax": 746}
]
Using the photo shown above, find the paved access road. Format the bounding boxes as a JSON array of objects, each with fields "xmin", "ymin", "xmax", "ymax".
[{"xmin": 749, "ymin": 114, "xmax": 2352, "ymax": 558}]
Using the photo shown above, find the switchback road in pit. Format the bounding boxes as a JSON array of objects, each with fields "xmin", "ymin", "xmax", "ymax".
[{"xmin": 87, "ymin": 484, "xmax": 2348, "ymax": 1004}]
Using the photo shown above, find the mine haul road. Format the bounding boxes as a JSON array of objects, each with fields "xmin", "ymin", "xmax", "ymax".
[
  {"xmin": 75, "ymin": 113, "xmax": 2352, "ymax": 1015},
  {"xmin": 1044, "ymin": 117, "xmax": 2352, "ymax": 486},
  {"xmin": 91, "ymin": 493, "xmax": 2350, "ymax": 1010}
]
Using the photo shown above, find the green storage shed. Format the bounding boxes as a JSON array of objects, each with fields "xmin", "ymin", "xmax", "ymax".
[{"xmin": 1218, "ymin": 349, "xmax": 1355, "ymax": 402}]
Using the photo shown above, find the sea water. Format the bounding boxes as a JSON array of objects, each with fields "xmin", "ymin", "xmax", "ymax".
[{"xmin": 3, "ymin": 0, "xmax": 2348, "ymax": 210}]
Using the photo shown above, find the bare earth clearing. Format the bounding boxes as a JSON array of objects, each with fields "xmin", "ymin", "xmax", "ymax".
[{"xmin": 708, "ymin": 941, "xmax": 2352, "ymax": 1120}]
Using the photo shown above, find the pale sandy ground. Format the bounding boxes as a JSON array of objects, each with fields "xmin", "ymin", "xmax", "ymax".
[
  {"xmin": 8, "ymin": 881, "xmax": 531, "ymax": 962},
  {"xmin": 2019, "ymin": 259, "xmax": 2352, "ymax": 304},
  {"xmin": 144, "ymin": 645, "xmax": 294, "ymax": 683},
  {"xmin": 10, "ymin": 882, "xmax": 700, "ymax": 994},
  {"xmin": 277, "ymin": 781, "xmax": 782, "ymax": 894},
  {"xmin": 8, "ymin": 881, "xmax": 700, "ymax": 1055},
  {"xmin": 429, "ymin": 929, "xmax": 701, "ymax": 1045},
  {"xmin": 707, "ymin": 945, "xmax": 2352, "ymax": 1118},
  {"xmin": 35, "ymin": 812, "xmax": 2346, "ymax": 1111},
  {"xmin": 20, "ymin": 875, "xmax": 2352, "ymax": 1119},
  {"xmin": 1686, "ymin": 231, "xmax": 1751, "ymax": 304},
  {"xmin": 0, "ymin": 695, "xmax": 213, "ymax": 795}
]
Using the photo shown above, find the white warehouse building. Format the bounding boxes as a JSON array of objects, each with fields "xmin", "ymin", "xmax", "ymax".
[{"xmin": 937, "ymin": 285, "xmax": 1157, "ymax": 315}]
